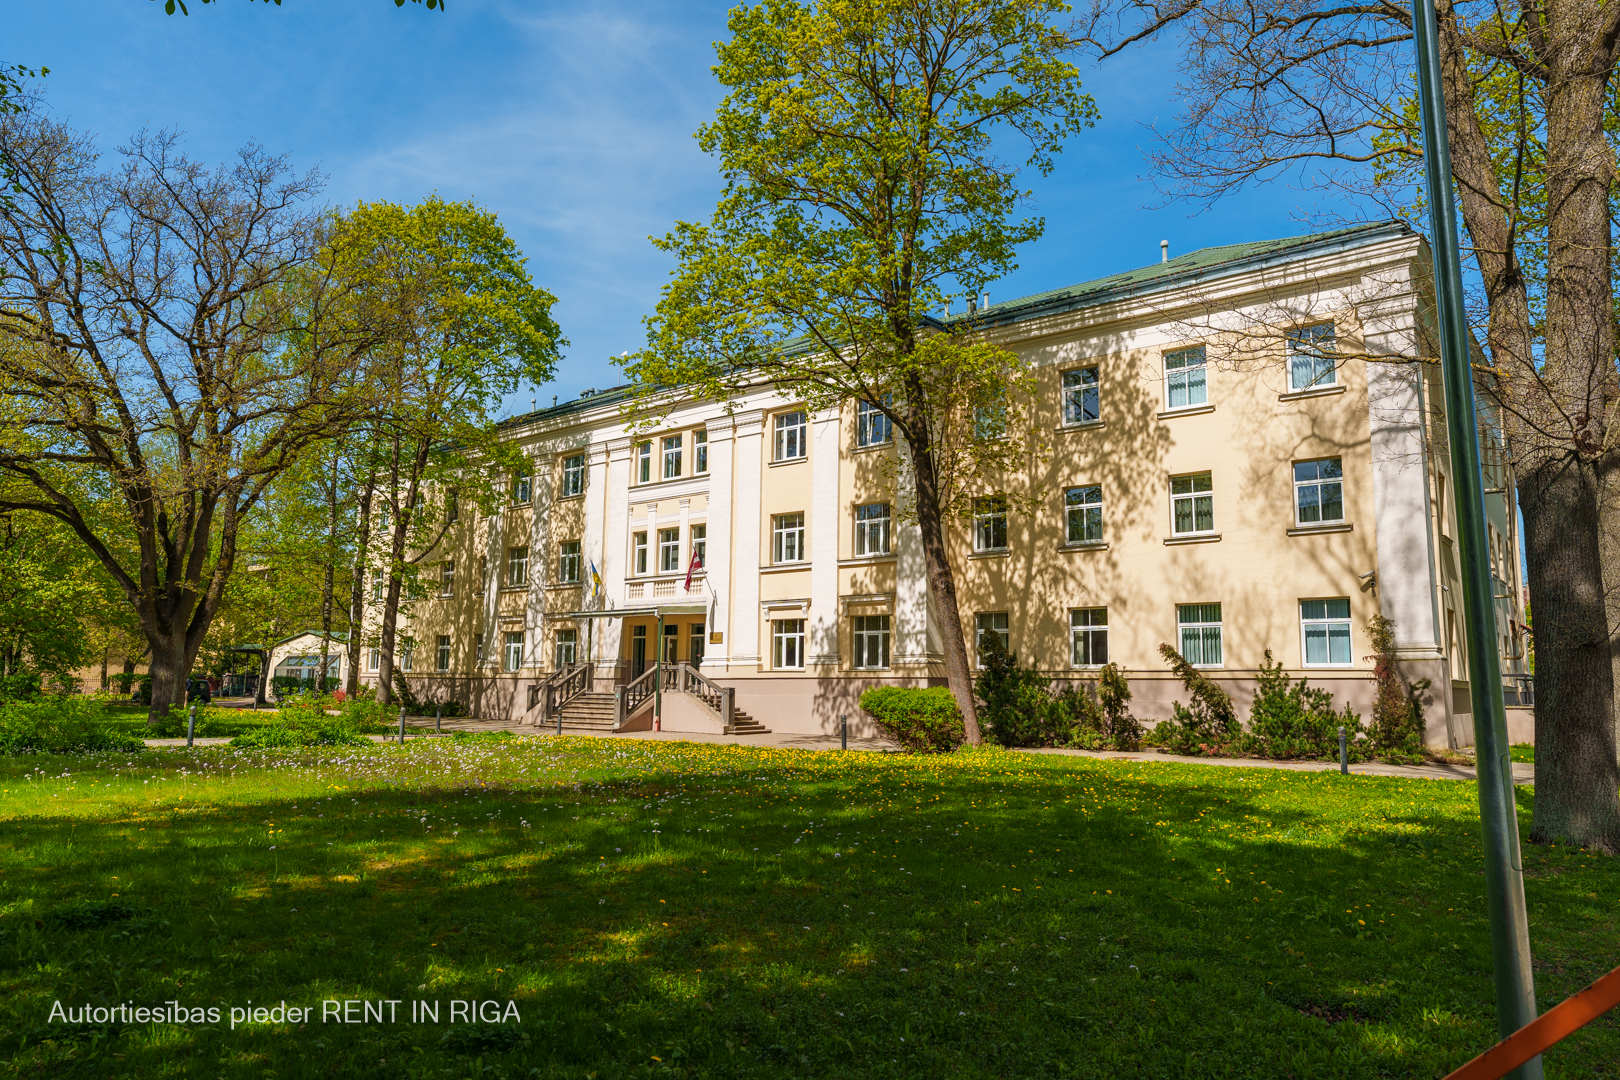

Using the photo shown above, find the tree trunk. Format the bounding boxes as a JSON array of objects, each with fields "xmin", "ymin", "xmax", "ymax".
[
  {"xmin": 344, "ymin": 471, "xmax": 377, "ymax": 698},
  {"xmin": 144, "ymin": 630, "xmax": 191, "ymax": 726},
  {"xmin": 903, "ymin": 428, "xmax": 982, "ymax": 744},
  {"xmin": 1521, "ymin": 462, "xmax": 1620, "ymax": 853},
  {"xmin": 1602, "ymin": 452, "xmax": 1620, "ymax": 765}
]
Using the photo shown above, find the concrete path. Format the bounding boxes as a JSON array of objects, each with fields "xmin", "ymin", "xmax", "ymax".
[{"xmin": 139, "ymin": 717, "xmax": 1528, "ymax": 783}]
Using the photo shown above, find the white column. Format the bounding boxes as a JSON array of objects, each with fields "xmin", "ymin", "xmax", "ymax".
[
  {"xmin": 702, "ymin": 416, "xmax": 735, "ymax": 669},
  {"xmin": 730, "ymin": 410, "xmax": 765, "ymax": 666},
  {"xmin": 598, "ymin": 438, "xmax": 632, "ymax": 679},
  {"xmin": 808, "ymin": 408, "xmax": 841, "ymax": 666},
  {"xmin": 893, "ymin": 438, "xmax": 930, "ymax": 669},
  {"xmin": 525, "ymin": 451, "xmax": 554, "ymax": 670}
]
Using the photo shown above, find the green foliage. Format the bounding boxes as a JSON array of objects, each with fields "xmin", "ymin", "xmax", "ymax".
[
  {"xmin": 1242, "ymin": 651, "xmax": 1365, "ymax": 761},
  {"xmin": 1148, "ymin": 642, "xmax": 1240, "ymax": 754},
  {"xmin": 0, "ymin": 697, "xmax": 143, "ymax": 754},
  {"xmin": 1366, "ymin": 613, "xmax": 1428, "ymax": 761},
  {"xmin": 1096, "ymin": 662, "xmax": 1142, "ymax": 750},
  {"xmin": 858, "ymin": 686, "xmax": 965, "ymax": 753},
  {"xmin": 151, "ymin": 703, "xmax": 237, "ymax": 739},
  {"xmin": 974, "ymin": 632, "xmax": 1058, "ymax": 748},
  {"xmin": 0, "ymin": 512, "xmax": 100, "ymax": 691}
]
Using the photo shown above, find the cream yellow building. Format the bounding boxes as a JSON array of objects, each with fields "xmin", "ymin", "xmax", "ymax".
[{"xmin": 378, "ymin": 222, "xmax": 1530, "ymax": 747}]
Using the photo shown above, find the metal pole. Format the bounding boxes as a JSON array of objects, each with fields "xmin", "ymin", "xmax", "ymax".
[
  {"xmin": 435, "ymin": 705, "xmax": 441, "ymax": 734},
  {"xmin": 841, "ymin": 713, "xmax": 848, "ymax": 751},
  {"xmin": 1339, "ymin": 725, "xmax": 1348, "ymax": 776},
  {"xmin": 398, "ymin": 706, "xmax": 405, "ymax": 745},
  {"xmin": 1410, "ymin": 3, "xmax": 1539, "ymax": 1071},
  {"xmin": 186, "ymin": 705, "xmax": 196, "ymax": 749}
]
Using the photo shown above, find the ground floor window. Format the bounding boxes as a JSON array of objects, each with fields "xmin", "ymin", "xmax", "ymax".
[
  {"xmin": 1300, "ymin": 598, "xmax": 1352, "ymax": 665},
  {"xmin": 773, "ymin": 619, "xmax": 806, "ymax": 669},
  {"xmin": 368, "ymin": 645, "xmax": 380, "ymax": 672},
  {"xmin": 556, "ymin": 628, "xmax": 578, "ymax": 667},
  {"xmin": 689, "ymin": 622, "xmax": 706, "ymax": 667},
  {"xmin": 975, "ymin": 612, "xmax": 1009, "ymax": 666},
  {"xmin": 1177, "ymin": 604, "xmax": 1223, "ymax": 666},
  {"xmin": 631, "ymin": 625, "xmax": 647, "ymax": 676},
  {"xmin": 436, "ymin": 634, "xmax": 450, "ymax": 672},
  {"xmin": 503, "ymin": 631, "xmax": 524, "ymax": 672},
  {"xmin": 399, "ymin": 638, "xmax": 414, "ymax": 672},
  {"xmin": 852, "ymin": 614, "xmax": 891, "ymax": 669},
  {"xmin": 1069, "ymin": 608, "xmax": 1107, "ymax": 666}
]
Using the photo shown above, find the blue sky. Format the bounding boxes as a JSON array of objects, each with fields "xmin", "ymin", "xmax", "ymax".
[{"xmin": 11, "ymin": 1, "xmax": 1347, "ymax": 413}]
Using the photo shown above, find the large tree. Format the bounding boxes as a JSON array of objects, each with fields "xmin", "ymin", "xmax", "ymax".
[
  {"xmin": 1079, "ymin": 0, "xmax": 1620, "ymax": 852},
  {"xmin": 0, "ymin": 112, "xmax": 382, "ymax": 722},
  {"xmin": 624, "ymin": 0, "xmax": 1094, "ymax": 741},
  {"xmin": 333, "ymin": 198, "xmax": 562, "ymax": 707}
]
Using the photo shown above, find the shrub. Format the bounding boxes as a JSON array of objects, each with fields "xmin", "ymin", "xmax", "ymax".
[
  {"xmin": 1367, "ymin": 614, "xmax": 1428, "ymax": 761},
  {"xmin": 0, "ymin": 670, "xmax": 43, "ymax": 704},
  {"xmin": 0, "ymin": 697, "xmax": 144, "ymax": 754},
  {"xmin": 975, "ymin": 633, "xmax": 1058, "ymax": 748},
  {"xmin": 858, "ymin": 686, "xmax": 965, "ymax": 753},
  {"xmin": 1097, "ymin": 662, "xmax": 1142, "ymax": 750},
  {"xmin": 1242, "ymin": 650, "xmax": 1364, "ymax": 760},
  {"xmin": 151, "ymin": 703, "xmax": 235, "ymax": 738},
  {"xmin": 1148, "ymin": 643, "xmax": 1240, "ymax": 755}
]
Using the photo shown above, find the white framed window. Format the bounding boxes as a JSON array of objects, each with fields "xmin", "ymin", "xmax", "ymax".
[
  {"xmin": 973, "ymin": 496, "xmax": 1008, "ymax": 551},
  {"xmin": 658, "ymin": 527, "xmax": 681, "ymax": 573},
  {"xmin": 372, "ymin": 574, "xmax": 386, "ymax": 603},
  {"xmin": 1070, "ymin": 608, "xmax": 1108, "ymax": 667},
  {"xmin": 436, "ymin": 634, "xmax": 451, "ymax": 672},
  {"xmin": 555, "ymin": 628, "xmax": 578, "ymax": 667},
  {"xmin": 475, "ymin": 637, "xmax": 484, "ymax": 665},
  {"xmin": 773, "ymin": 513, "xmax": 805, "ymax": 563},
  {"xmin": 775, "ymin": 411, "xmax": 807, "ymax": 461},
  {"xmin": 1288, "ymin": 323, "xmax": 1337, "ymax": 390},
  {"xmin": 855, "ymin": 502, "xmax": 891, "ymax": 556},
  {"xmin": 1177, "ymin": 603, "xmax": 1223, "ymax": 667},
  {"xmin": 1064, "ymin": 485, "xmax": 1103, "ymax": 544},
  {"xmin": 477, "ymin": 554, "xmax": 487, "ymax": 595},
  {"xmin": 690, "ymin": 622, "xmax": 706, "ymax": 666},
  {"xmin": 975, "ymin": 612, "xmax": 1009, "ymax": 666},
  {"xmin": 973, "ymin": 396, "xmax": 1007, "ymax": 440},
  {"xmin": 690, "ymin": 524, "xmax": 706, "ymax": 568},
  {"xmin": 772, "ymin": 618, "xmax": 805, "ymax": 669},
  {"xmin": 506, "ymin": 546, "xmax": 528, "ymax": 588},
  {"xmin": 636, "ymin": 441, "xmax": 652, "ymax": 483},
  {"xmin": 368, "ymin": 646, "xmax": 380, "ymax": 672},
  {"xmin": 1171, "ymin": 472, "xmax": 1214, "ymax": 535},
  {"xmin": 512, "ymin": 471, "xmax": 532, "ymax": 504},
  {"xmin": 440, "ymin": 560, "xmax": 455, "ymax": 597},
  {"xmin": 1062, "ymin": 367, "xmax": 1100, "ymax": 425},
  {"xmin": 1294, "ymin": 458, "xmax": 1344, "ymax": 525},
  {"xmin": 558, "ymin": 540, "xmax": 582, "ymax": 584},
  {"xmin": 694, "ymin": 430, "xmax": 709, "ymax": 473},
  {"xmin": 503, "ymin": 631, "xmax": 524, "ymax": 672},
  {"xmin": 399, "ymin": 637, "xmax": 414, "ymax": 672},
  {"xmin": 1301, "ymin": 598, "xmax": 1352, "ymax": 666},
  {"xmin": 632, "ymin": 531, "xmax": 649, "ymax": 575},
  {"xmin": 1165, "ymin": 346, "xmax": 1208, "ymax": 410},
  {"xmin": 560, "ymin": 453, "xmax": 585, "ymax": 497},
  {"xmin": 856, "ymin": 398, "xmax": 892, "ymax": 446},
  {"xmin": 662, "ymin": 434, "xmax": 683, "ymax": 479},
  {"xmin": 853, "ymin": 615, "xmax": 891, "ymax": 669}
]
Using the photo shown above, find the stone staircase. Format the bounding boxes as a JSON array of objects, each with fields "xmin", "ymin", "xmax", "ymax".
[{"xmin": 543, "ymin": 688, "xmax": 771, "ymax": 736}]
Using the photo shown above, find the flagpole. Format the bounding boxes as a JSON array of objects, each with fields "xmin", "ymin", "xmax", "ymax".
[{"xmin": 1409, "ymin": 3, "xmax": 1540, "ymax": 1074}]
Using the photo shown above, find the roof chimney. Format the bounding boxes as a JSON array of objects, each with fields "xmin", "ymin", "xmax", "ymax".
[{"xmin": 1161, "ymin": 240, "xmax": 1170, "ymax": 263}]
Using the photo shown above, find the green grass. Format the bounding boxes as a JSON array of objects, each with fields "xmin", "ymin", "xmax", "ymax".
[
  {"xmin": 0, "ymin": 737, "xmax": 1614, "ymax": 1079},
  {"xmin": 95, "ymin": 704, "xmax": 282, "ymax": 740},
  {"xmin": 1511, "ymin": 743, "xmax": 1536, "ymax": 763}
]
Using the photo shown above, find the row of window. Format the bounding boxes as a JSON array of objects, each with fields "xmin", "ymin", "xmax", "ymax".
[
  {"xmin": 509, "ymin": 452, "xmax": 588, "ymax": 506},
  {"xmin": 630, "ymin": 401, "xmax": 896, "ymax": 488},
  {"xmin": 372, "ymin": 597, "xmax": 1353, "ymax": 679}
]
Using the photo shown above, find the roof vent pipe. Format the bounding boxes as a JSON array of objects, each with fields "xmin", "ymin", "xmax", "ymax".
[
  {"xmin": 1161, "ymin": 240, "xmax": 1169, "ymax": 263},
  {"xmin": 981, "ymin": 291, "xmax": 989, "ymax": 309}
]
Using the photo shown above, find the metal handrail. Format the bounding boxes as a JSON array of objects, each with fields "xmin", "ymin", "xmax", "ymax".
[
  {"xmin": 617, "ymin": 664, "xmax": 660, "ymax": 724},
  {"xmin": 542, "ymin": 662, "xmax": 593, "ymax": 722}
]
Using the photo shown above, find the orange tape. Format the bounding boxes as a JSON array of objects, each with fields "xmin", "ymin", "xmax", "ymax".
[{"xmin": 1441, "ymin": 963, "xmax": 1620, "ymax": 1080}]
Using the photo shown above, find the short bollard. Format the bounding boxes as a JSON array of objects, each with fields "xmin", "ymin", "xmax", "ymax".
[
  {"xmin": 435, "ymin": 705, "xmax": 442, "ymax": 734},
  {"xmin": 841, "ymin": 713, "xmax": 848, "ymax": 751},
  {"xmin": 398, "ymin": 706, "xmax": 406, "ymax": 745},
  {"xmin": 186, "ymin": 704, "xmax": 196, "ymax": 749},
  {"xmin": 1338, "ymin": 725, "xmax": 1348, "ymax": 775}
]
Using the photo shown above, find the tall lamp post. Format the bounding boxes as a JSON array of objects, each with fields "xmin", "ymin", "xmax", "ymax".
[{"xmin": 1409, "ymin": 3, "xmax": 1541, "ymax": 1075}]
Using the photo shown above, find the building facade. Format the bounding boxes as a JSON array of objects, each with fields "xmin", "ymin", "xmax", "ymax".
[{"xmin": 376, "ymin": 222, "xmax": 1530, "ymax": 746}]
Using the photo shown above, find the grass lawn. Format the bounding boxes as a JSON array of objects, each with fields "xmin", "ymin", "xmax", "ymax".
[
  {"xmin": 0, "ymin": 737, "xmax": 1614, "ymax": 1079},
  {"xmin": 95, "ymin": 704, "xmax": 283, "ymax": 741},
  {"xmin": 1511, "ymin": 744, "xmax": 1536, "ymax": 763}
]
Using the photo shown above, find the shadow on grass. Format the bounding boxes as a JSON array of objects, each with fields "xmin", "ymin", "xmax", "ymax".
[{"xmin": 0, "ymin": 744, "xmax": 1614, "ymax": 1079}]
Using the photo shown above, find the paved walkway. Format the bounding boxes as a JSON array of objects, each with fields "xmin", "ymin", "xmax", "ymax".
[{"xmin": 140, "ymin": 716, "xmax": 1528, "ymax": 783}]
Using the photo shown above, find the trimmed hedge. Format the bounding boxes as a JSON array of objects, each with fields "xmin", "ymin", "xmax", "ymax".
[{"xmin": 858, "ymin": 686, "xmax": 964, "ymax": 753}]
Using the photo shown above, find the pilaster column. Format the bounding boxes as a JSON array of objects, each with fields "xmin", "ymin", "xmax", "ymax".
[
  {"xmin": 730, "ymin": 410, "xmax": 765, "ymax": 666},
  {"xmin": 525, "ymin": 450, "xmax": 554, "ymax": 671},
  {"xmin": 702, "ymin": 416, "xmax": 735, "ymax": 670},
  {"xmin": 808, "ymin": 408, "xmax": 841, "ymax": 666},
  {"xmin": 893, "ymin": 438, "xmax": 931, "ymax": 669},
  {"xmin": 597, "ymin": 438, "xmax": 632, "ymax": 680}
]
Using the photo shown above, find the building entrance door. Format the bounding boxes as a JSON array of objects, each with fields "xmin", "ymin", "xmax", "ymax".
[
  {"xmin": 689, "ymin": 623, "xmax": 705, "ymax": 667},
  {"xmin": 631, "ymin": 626, "xmax": 647, "ymax": 677},
  {"xmin": 662, "ymin": 622, "xmax": 680, "ymax": 663}
]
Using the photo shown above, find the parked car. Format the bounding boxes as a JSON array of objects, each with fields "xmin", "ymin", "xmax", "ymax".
[{"xmin": 186, "ymin": 678, "xmax": 212, "ymax": 704}]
